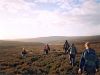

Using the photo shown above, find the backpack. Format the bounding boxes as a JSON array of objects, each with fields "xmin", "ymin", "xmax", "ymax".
[
  {"xmin": 22, "ymin": 50, "xmax": 27, "ymax": 54},
  {"xmin": 64, "ymin": 43, "xmax": 69, "ymax": 49},
  {"xmin": 69, "ymin": 47, "xmax": 76, "ymax": 55},
  {"xmin": 84, "ymin": 49, "xmax": 97, "ymax": 67}
]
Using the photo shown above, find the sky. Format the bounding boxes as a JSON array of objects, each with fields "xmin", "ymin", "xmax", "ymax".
[{"xmin": 0, "ymin": 0, "xmax": 100, "ymax": 39}]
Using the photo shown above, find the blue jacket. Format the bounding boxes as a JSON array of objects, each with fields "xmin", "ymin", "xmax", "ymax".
[
  {"xmin": 79, "ymin": 48, "xmax": 99, "ymax": 71},
  {"xmin": 68, "ymin": 46, "xmax": 77, "ymax": 55}
]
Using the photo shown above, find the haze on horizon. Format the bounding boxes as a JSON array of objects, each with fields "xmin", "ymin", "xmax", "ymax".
[{"xmin": 0, "ymin": 0, "xmax": 100, "ymax": 40}]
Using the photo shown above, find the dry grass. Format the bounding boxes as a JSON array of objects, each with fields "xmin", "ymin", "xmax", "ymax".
[{"xmin": 0, "ymin": 42, "xmax": 100, "ymax": 75}]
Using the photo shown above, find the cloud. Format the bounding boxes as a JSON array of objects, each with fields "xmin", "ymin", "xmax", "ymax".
[
  {"xmin": 73, "ymin": 0, "xmax": 100, "ymax": 27},
  {"xmin": 0, "ymin": 0, "xmax": 100, "ymax": 39},
  {"xmin": 0, "ymin": 0, "xmax": 37, "ymax": 17}
]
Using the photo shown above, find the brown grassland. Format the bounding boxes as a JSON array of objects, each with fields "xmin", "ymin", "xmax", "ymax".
[{"xmin": 0, "ymin": 42, "xmax": 100, "ymax": 75}]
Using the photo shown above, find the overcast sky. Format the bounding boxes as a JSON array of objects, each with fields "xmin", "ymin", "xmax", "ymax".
[{"xmin": 0, "ymin": 0, "xmax": 100, "ymax": 39}]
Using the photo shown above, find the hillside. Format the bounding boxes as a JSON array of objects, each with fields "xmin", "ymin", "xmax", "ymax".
[
  {"xmin": 0, "ymin": 41, "xmax": 100, "ymax": 75},
  {"xmin": 14, "ymin": 35, "xmax": 100, "ymax": 44},
  {"xmin": 0, "ymin": 37, "xmax": 100, "ymax": 75},
  {"xmin": 0, "ymin": 40, "xmax": 43, "ymax": 46}
]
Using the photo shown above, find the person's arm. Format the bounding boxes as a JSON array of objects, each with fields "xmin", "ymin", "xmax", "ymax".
[
  {"xmin": 68, "ymin": 46, "xmax": 71, "ymax": 53},
  {"xmin": 68, "ymin": 43, "xmax": 70, "ymax": 48},
  {"xmin": 48, "ymin": 46, "xmax": 50, "ymax": 51},
  {"xmin": 78, "ymin": 52, "xmax": 85, "ymax": 73},
  {"xmin": 96, "ymin": 57, "xmax": 99, "ymax": 71},
  {"xmin": 93, "ymin": 49, "xmax": 99, "ymax": 71},
  {"xmin": 79, "ymin": 56, "xmax": 85, "ymax": 69},
  {"xmin": 75, "ymin": 47, "xmax": 77, "ymax": 54}
]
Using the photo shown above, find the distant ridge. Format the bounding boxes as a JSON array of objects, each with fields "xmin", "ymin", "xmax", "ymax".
[
  {"xmin": 13, "ymin": 35, "xmax": 100, "ymax": 44},
  {"xmin": 0, "ymin": 40, "xmax": 44, "ymax": 46}
]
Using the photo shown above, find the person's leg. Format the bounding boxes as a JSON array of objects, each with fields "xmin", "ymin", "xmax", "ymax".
[
  {"xmin": 85, "ymin": 69, "xmax": 95, "ymax": 75},
  {"xmin": 23, "ymin": 54, "xmax": 25, "ymax": 59},
  {"xmin": 21, "ymin": 54, "xmax": 23, "ymax": 58},
  {"xmin": 43, "ymin": 50, "xmax": 46, "ymax": 54},
  {"xmin": 73, "ymin": 55, "xmax": 76, "ymax": 66},
  {"xmin": 47, "ymin": 50, "xmax": 48, "ymax": 54},
  {"xmin": 86, "ymin": 73, "xmax": 95, "ymax": 75},
  {"xmin": 23, "ymin": 54, "xmax": 26, "ymax": 59},
  {"xmin": 82, "ymin": 72, "xmax": 87, "ymax": 75},
  {"xmin": 71, "ymin": 55, "xmax": 75, "ymax": 66},
  {"xmin": 65, "ymin": 49, "xmax": 67, "ymax": 54},
  {"xmin": 70, "ymin": 54, "xmax": 73, "ymax": 65},
  {"xmin": 69, "ymin": 54, "xmax": 71, "ymax": 64},
  {"xmin": 71, "ymin": 58, "xmax": 74, "ymax": 66},
  {"xmin": 22, "ymin": 54, "xmax": 25, "ymax": 59},
  {"xmin": 46, "ymin": 50, "xmax": 48, "ymax": 54},
  {"xmin": 46, "ymin": 50, "xmax": 47, "ymax": 54},
  {"xmin": 21, "ymin": 55, "xmax": 23, "ymax": 58},
  {"xmin": 90, "ymin": 73, "xmax": 95, "ymax": 75}
]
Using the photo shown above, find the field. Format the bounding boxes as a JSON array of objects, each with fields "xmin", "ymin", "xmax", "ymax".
[{"xmin": 0, "ymin": 41, "xmax": 100, "ymax": 75}]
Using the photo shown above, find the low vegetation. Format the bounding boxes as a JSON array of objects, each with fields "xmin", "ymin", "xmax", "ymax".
[{"xmin": 0, "ymin": 41, "xmax": 100, "ymax": 75}]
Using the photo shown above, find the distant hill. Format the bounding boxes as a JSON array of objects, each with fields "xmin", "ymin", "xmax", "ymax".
[
  {"xmin": 14, "ymin": 35, "xmax": 100, "ymax": 45},
  {"xmin": 0, "ymin": 40, "xmax": 44, "ymax": 46}
]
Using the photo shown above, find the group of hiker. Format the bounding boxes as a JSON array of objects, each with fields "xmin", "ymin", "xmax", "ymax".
[
  {"xmin": 63, "ymin": 40, "xmax": 77, "ymax": 66},
  {"xmin": 21, "ymin": 40, "xmax": 99, "ymax": 75},
  {"xmin": 63, "ymin": 40, "xmax": 99, "ymax": 75},
  {"xmin": 20, "ymin": 45, "xmax": 50, "ymax": 58}
]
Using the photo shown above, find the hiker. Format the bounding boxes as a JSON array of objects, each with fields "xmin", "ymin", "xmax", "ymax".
[
  {"xmin": 63, "ymin": 40, "xmax": 70, "ymax": 54},
  {"xmin": 78, "ymin": 42, "xmax": 99, "ymax": 75},
  {"xmin": 29, "ymin": 50, "xmax": 33, "ymax": 55},
  {"xmin": 21, "ymin": 48, "xmax": 27, "ymax": 59},
  {"xmin": 68, "ymin": 43, "xmax": 77, "ymax": 66},
  {"xmin": 44, "ymin": 44, "xmax": 50, "ymax": 54}
]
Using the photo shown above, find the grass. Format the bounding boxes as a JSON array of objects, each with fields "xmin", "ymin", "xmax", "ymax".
[{"xmin": 0, "ymin": 42, "xmax": 100, "ymax": 75}]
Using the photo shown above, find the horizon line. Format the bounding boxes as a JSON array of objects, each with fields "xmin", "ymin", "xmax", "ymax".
[{"xmin": 0, "ymin": 35, "xmax": 100, "ymax": 40}]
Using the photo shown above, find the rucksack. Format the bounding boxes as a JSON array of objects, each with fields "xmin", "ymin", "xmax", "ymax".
[
  {"xmin": 22, "ymin": 50, "xmax": 27, "ymax": 54},
  {"xmin": 64, "ymin": 43, "xmax": 69, "ymax": 49},
  {"xmin": 69, "ymin": 47, "xmax": 76, "ymax": 54},
  {"xmin": 84, "ymin": 49, "xmax": 97, "ymax": 67}
]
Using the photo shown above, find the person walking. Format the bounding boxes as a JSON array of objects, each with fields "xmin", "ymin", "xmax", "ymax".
[
  {"xmin": 21, "ymin": 48, "xmax": 27, "ymax": 59},
  {"xmin": 63, "ymin": 40, "xmax": 70, "ymax": 54},
  {"xmin": 44, "ymin": 44, "xmax": 50, "ymax": 55},
  {"xmin": 68, "ymin": 43, "xmax": 77, "ymax": 66},
  {"xmin": 78, "ymin": 42, "xmax": 99, "ymax": 75}
]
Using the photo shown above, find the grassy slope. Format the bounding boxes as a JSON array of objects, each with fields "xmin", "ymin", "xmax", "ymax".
[{"xmin": 0, "ymin": 41, "xmax": 100, "ymax": 75}]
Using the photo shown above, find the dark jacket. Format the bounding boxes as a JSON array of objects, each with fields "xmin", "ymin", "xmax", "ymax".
[
  {"xmin": 68, "ymin": 45, "xmax": 77, "ymax": 55},
  {"xmin": 79, "ymin": 48, "xmax": 99, "ymax": 73},
  {"xmin": 63, "ymin": 41, "xmax": 70, "ymax": 50}
]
